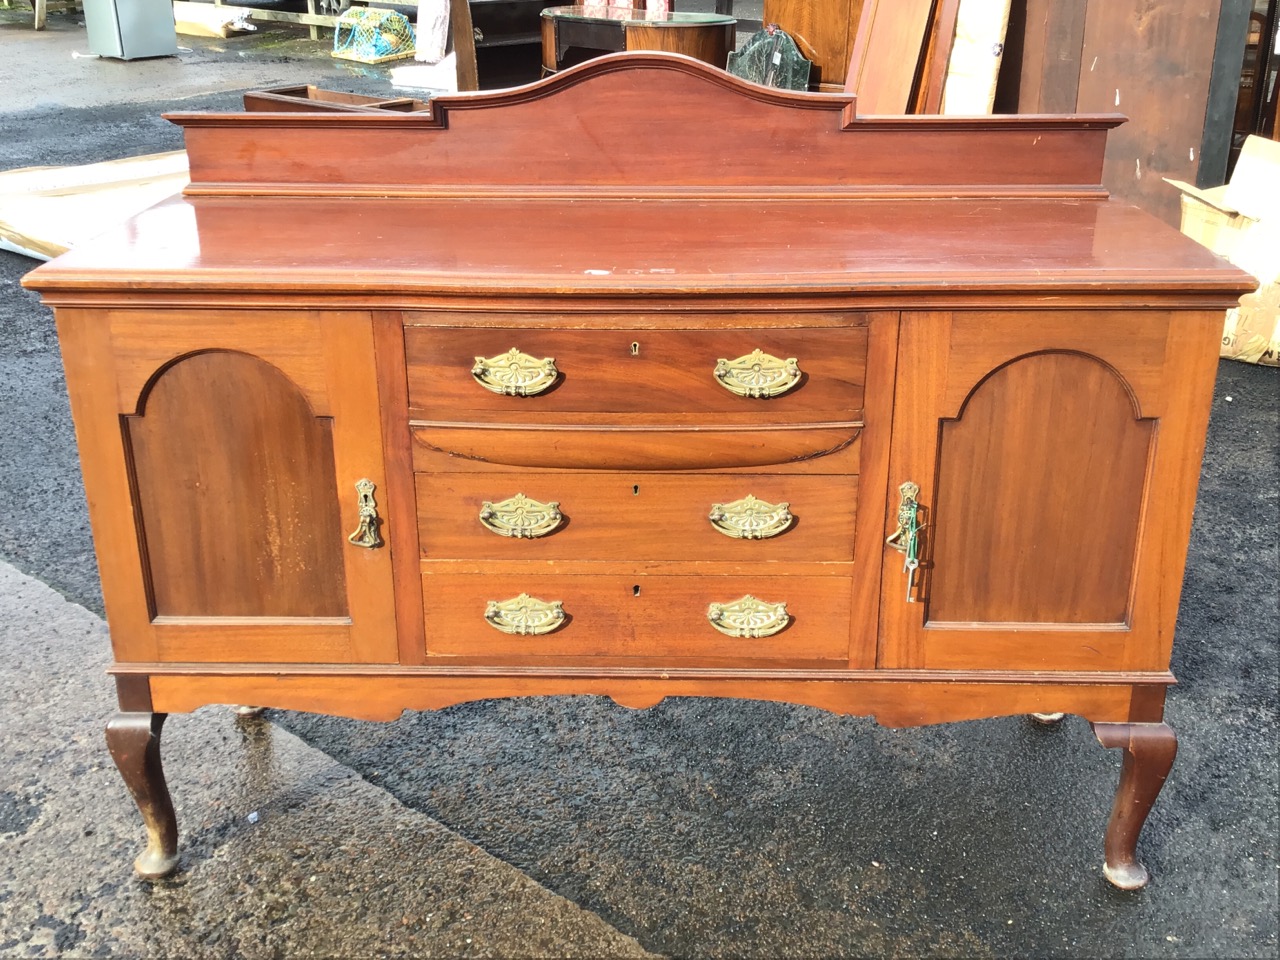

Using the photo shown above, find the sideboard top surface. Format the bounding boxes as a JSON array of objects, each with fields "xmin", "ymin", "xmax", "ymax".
[
  {"xmin": 22, "ymin": 53, "xmax": 1254, "ymax": 301},
  {"xmin": 26, "ymin": 194, "xmax": 1252, "ymax": 299}
]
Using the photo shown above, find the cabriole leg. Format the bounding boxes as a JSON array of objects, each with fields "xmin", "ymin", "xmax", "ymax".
[
  {"xmin": 1091, "ymin": 721, "xmax": 1177, "ymax": 890},
  {"xmin": 104, "ymin": 712, "xmax": 179, "ymax": 879}
]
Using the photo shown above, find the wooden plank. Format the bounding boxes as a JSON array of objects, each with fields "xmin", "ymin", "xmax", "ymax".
[
  {"xmin": 373, "ymin": 311, "xmax": 428, "ymax": 666},
  {"xmin": 997, "ymin": 0, "xmax": 1087, "ymax": 114},
  {"xmin": 450, "ymin": 0, "xmax": 479, "ymax": 91},
  {"xmin": 1200, "ymin": 0, "xmax": 1253, "ymax": 187},
  {"xmin": 1036, "ymin": 0, "xmax": 1087, "ymax": 113},
  {"xmin": 937, "ymin": 0, "xmax": 1011, "ymax": 114},
  {"xmin": 420, "ymin": 571, "xmax": 855, "ymax": 661},
  {"xmin": 764, "ymin": 0, "xmax": 864, "ymax": 88},
  {"xmin": 416, "ymin": 473, "xmax": 859, "ymax": 563},
  {"xmin": 1076, "ymin": 0, "xmax": 1225, "ymax": 226},
  {"xmin": 169, "ymin": 57, "xmax": 1119, "ymax": 197},
  {"xmin": 845, "ymin": 0, "xmax": 936, "ymax": 112},
  {"xmin": 147, "ymin": 673, "xmax": 1143, "ymax": 727},
  {"xmin": 914, "ymin": 0, "xmax": 961, "ymax": 113}
]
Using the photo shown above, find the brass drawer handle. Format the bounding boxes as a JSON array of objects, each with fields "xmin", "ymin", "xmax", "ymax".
[
  {"xmin": 707, "ymin": 594, "xmax": 790, "ymax": 638},
  {"xmin": 479, "ymin": 493, "xmax": 564, "ymax": 538},
  {"xmin": 484, "ymin": 593, "xmax": 566, "ymax": 635},
  {"xmin": 471, "ymin": 347, "xmax": 558, "ymax": 396},
  {"xmin": 708, "ymin": 495, "xmax": 793, "ymax": 539},
  {"xmin": 713, "ymin": 349, "xmax": 801, "ymax": 398},
  {"xmin": 347, "ymin": 478, "xmax": 384, "ymax": 549},
  {"xmin": 885, "ymin": 480, "xmax": 924, "ymax": 603}
]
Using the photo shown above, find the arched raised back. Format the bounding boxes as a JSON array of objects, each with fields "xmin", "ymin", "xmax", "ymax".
[
  {"xmin": 170, "ymin": 52, "xmax": 1121, "ymax": 199},
  {"xmin": 125, "ymin": 350, "xmax": 348, "ymax": 618},
  {"xmin": 927, "ymin": 351, "xmax": 1153, "ymax": 626}
]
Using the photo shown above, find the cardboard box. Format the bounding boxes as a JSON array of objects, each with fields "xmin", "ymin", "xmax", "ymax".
[{"xmin": 1166, "ymin": 135, "xmax": 1280, "ymax": 367}]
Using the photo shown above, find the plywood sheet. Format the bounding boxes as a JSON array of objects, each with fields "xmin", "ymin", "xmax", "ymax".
[
  {"xmin": 1076, "ymin": 0, "xmax": 1223, "ymax": 226},
  {"xmin": 0, "ymin": 152, "xmax": 188, "ymax": 261},
  {"xmin": 845, "ymin": 0, "xmax": 935, "ymax": 112},
  {"xmin": 941, "ymin": 0, "xmax": 1011, "ymax": 114}
]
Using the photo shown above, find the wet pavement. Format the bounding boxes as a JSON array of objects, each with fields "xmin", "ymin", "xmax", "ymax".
[
  {"xmin": 1, "ymin": 6, "xmax": 1277, "ymax": 957},
  {"xmin": 0, "ymin": 561, "xmax": 653, "ymax": 957}
]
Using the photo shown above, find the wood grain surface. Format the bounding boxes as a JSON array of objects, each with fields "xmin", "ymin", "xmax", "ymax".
[
  {"xmin": 878, "ymin": 309, "xmax": 1224, "ymax": 673},
  {"xmin": 417, "ymin": 472, "xmax": 858, "ymax": 563},
  {"xmin": 624, "ymin": 21, "xmax": 734, "ymax": 67},
  {"xmin": 763, "ymin": 0, "xmax": 865, "ymax": 88},
  {"xmin": 31, "ymin": 197, "xmax": 1252, "ymax": 301},
  {"xmin": 161, "ymin": 55, "xmax": 1125, "ymax": 198},
  {"xmin": 126, "ymin": 350, "xmax": 348, "ymax": 618},
  {"xmin": 928, "ymin": 350, "xmax": 1152, "ymax": 624},
  {"xmin": 410, "ymin": 424, "xmax": 862, "ymax": 472},
  {"xmin": 147, "ymin": 671, "xmax": 1151, "ymax": 726},
  {"xmin": 421, "ymin": 572, "xmax": 854, "ymax": 661},
  {"xmin": 405, "ymin": 325, "xmax": 868, "ymax": 420},
  {"xmin": 844, "ymin": 0, "xmax": 935, "ymax": 111}
]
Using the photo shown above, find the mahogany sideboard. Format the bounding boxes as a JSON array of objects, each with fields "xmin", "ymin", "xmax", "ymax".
[{"xmin": 23, "ymin": 53, "xmax": 1254, "ymax": 889}]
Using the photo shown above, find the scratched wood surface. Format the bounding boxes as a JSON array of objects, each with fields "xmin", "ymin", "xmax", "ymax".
[{"xmin": 1001, "ymin": 0, "xmax": 1227, "ymax": 226}]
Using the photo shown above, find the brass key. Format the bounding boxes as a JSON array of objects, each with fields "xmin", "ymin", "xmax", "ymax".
[{"xmin": 887, "ymin": 481, "xmax": 923, "ymax": 605}]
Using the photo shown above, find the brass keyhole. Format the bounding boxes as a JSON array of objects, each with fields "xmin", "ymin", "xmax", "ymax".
[
  {"xmin": 633, "ymin": 484, "xmax": 640, "ymax": 495},
  {"xmin": 633, "ymin": 585, "xmax": 641, "ymax": 597},
  {"xmin": 630, "ymin": 341, "xmax": 640, "ymax": 356}
]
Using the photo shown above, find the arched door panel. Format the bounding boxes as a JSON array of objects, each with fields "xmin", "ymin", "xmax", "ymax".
[{"xmin": 879, "ymin": 310, "xmax": 1220, "ymax": 673}]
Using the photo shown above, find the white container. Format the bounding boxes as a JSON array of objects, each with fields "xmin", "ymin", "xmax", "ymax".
[{"xmin": 84, "ymin": 0, "xmax": 178, "ymax": 59}]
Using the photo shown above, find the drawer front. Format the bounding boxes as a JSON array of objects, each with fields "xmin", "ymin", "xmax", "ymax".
[
  {"xmin": 422, "ymin": 573, "xmax": 853, "ymax": 661},
  {"xmin": 405, "ymin": 326, "xmax": 868, "ymax": 421},
  {"xmin": 417, "ymin": 473, "xmax": 857, "ymax": 562},
  {"xmin": 411, "ymin": 424, "xmax": 861, "ymax": 472}
]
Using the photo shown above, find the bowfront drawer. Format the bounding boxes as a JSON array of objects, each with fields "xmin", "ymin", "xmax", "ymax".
[
  {"xmin": 411, "ymin": 424, "xmax": 861, "ymax": 472},
  {"xmin": 422, "ymin": 573, "xmax": 852, "ymax": 661},
  {"xmin": 417, "ymin": 472, "xmax": 857, "ymax": 562},
  {"xmin": 404, "ymin": 324, "xmax": 868, "ymax": 422}
]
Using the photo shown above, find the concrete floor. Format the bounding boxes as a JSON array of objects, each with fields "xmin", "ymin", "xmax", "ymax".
[{"xmin": 1, "ymin": 6, "xmax": 1277, "ymax": 957}]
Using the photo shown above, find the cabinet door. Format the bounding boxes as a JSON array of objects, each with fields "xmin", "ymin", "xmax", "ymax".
[
  {"xmin": 878, "ymin": 310, "xmax": 1220, "ymax": 672},
  {"xmin": 58, "ymin": 308, "xmax": 398, "ymax": 664}
]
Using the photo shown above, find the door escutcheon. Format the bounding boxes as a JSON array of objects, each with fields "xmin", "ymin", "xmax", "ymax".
[
  {"xmin": 885, "ymin": 481, "xmax": 923, "ymax": 602},
  {"xmin": 347, "ymin": 478, "xmax": 384, "ymax": 549}
]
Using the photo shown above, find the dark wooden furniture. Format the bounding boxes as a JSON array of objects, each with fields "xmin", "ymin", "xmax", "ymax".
[
  {"xmin": 540, "ymin": 6, "xmax": 735, "ymax": 74},
  {"xmin": 764, "ymin": 0, "xmax": 865, "ymax": 90},
  {"xmin": 24, "ymin": 53, "xmax": 1253, "ymax": 890},
  {"xmin": 1233, "ymin": 2, "xmax": 1279, "ymax": 150}
]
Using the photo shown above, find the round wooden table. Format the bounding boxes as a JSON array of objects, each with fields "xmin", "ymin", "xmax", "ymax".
[{"xmin": 540, "ymin": 6, "xmax": 737, "ymax": 75}]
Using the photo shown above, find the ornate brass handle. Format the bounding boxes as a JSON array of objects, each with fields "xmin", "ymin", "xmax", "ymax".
[
  {"xmin": 713, "ymin": 349, "xmax": 802, "ymax": 399},
  {"xmin": 484, "ymin": 593, "xmax": 566, "ymax": 635},
  {"xmin": 347, "ymin": 478, "xmax": 384, "ymax": 549},
  {"xmin": 471, "ymin": 347, "xmax": 558, "ymax": 396},
  {"xmin": 479, "ymin": 493, "xmax": 563, "ymax": 538},
  {"xmin": 885, "ymin": 481, "xmax": 923, "ymax": 603},
  {"xmin": 707, "ymin": 594, "xmax": 790, "ymax": 638},
  {"xmin": 708, "ymin": 495, "xmax": 794, "ymax": 539}
]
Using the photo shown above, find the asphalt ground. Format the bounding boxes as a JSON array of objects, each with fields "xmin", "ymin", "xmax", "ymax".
[{"xmin": 1, "ymin": 7, "xmax": 1277, "ymax": 957}]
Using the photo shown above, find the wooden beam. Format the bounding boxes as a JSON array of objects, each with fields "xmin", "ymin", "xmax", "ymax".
[
  {"xmin": 450, "ymin": 0, "xmax": 479, "ymax": 91},
  {"xmin": 1200, "ymin": 0, "xmax": 1252, "ymax": 186}
]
